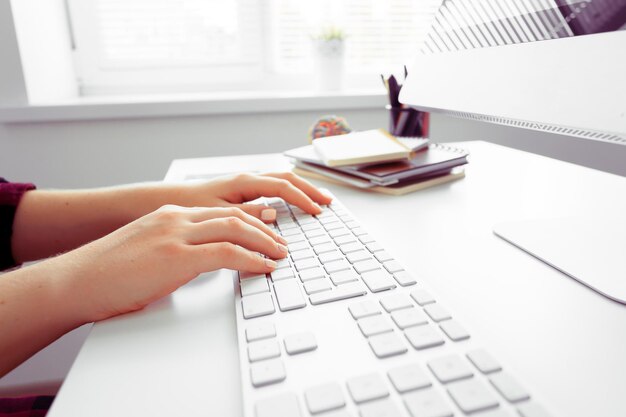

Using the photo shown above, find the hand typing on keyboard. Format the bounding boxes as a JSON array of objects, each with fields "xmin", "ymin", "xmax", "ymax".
[{"xmin": 0, "ymin": 172, "xmax": 331, "ymax": 377}]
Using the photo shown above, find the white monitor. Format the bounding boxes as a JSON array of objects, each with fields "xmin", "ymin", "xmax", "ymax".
[
  {"xmin": 400, "ymin": 0, "xmax": 626, "ymax": 303},
  {"xmin": 400, "ymin": 0, "xmax": 626, "ymax": 145}
]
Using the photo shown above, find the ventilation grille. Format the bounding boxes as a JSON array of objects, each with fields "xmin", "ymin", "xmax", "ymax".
[{"xmin": 443, "ymin": 110, "xmax": 626, "ymax": 145}]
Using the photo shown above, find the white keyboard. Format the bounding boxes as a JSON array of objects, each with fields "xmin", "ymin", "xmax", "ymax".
[{"xmin": 234, "ymin": 196, "xmax": 552, "ymax": 417}]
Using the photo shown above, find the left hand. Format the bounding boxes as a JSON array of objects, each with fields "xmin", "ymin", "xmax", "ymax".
[{"xmin": 169, "ymin": 172, "xmax": 333, "ymax": 222}]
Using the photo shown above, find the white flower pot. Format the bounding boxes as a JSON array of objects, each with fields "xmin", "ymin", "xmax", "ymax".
[{"xmin": 312, "ymin": 39, "xmax": 345, "ymax": 91}]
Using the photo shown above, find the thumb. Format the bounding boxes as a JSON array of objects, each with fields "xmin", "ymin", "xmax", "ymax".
[{"xmin": 232, "ymin": 203, "xmax": 277, "ymax": 223}]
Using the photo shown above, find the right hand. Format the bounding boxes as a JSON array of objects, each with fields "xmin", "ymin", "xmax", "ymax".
[{"xmin": 56, "ymin": 205, "xmax": 287, "ymax": 322}]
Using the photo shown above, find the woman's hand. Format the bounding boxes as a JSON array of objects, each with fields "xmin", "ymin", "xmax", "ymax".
[
  {"xmin": 62, "ymin": 205, "xmax": 288, "ymax": 322},
  {"xmin": 12, "ymin": 171, "xmax": 331, "ymax": 263},
  {"xmin": 167, "ymin": 172, "xmax": 333, "ymax": 222},
  {"xmin": 1, "ymin": 204, "xmax": 288, "ymax": 375}
]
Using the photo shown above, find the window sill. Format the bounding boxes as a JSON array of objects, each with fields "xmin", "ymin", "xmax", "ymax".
[{"xmin": 0, "ymin": 90, "xmax": 387, "ymax": 123}]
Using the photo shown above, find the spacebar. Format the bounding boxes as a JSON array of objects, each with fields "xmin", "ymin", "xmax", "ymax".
[{"xmin": 309, "ymin": 281, "xmax": 367, "ymax": 305}]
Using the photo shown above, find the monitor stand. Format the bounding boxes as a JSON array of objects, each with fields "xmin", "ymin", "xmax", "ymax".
[{"xmin": 493, "ymin": 217, "xmax": 626, "ymax": 304}]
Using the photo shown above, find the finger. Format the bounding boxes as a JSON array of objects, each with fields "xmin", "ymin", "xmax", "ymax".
[
  {"xmin": 188, "ymin": 217, "xmax": 288, "ymax": 260},
  {"xmin": 238, "ymin": 176, "xmax": 322, "ymax": 215},
  {"xmin": 185, "ymin": 207, "xmax": 283, "ymax": 243},
  {"xmin": 194, "ymin": 243, "xmax": 277, "ymax": 274},
  {"xmin": 233, "ymin": 203, "xmax": 278, "ymax": 223},
  {"xmin": 263, "ymin": 172, "xmax": 333, "ymax": 206}
]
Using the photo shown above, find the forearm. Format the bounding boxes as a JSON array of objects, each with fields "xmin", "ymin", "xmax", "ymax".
[
  {"xmin": 0, "ymin": 258, "xmax": 88, "ymax": 377},
  {"xmin": 11, "ymin": 182, "xmax": 183, "ymax": 263}
]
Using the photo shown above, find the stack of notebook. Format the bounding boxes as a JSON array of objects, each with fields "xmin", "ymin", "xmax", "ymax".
[{"xmin": 284, "ymin": 129, "xmax": 468, "ymax": 195}]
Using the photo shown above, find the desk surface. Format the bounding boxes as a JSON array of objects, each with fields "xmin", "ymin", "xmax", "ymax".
[{"xmin": 49, "ymin": 141, "xmax": 626, "ymax": 417}]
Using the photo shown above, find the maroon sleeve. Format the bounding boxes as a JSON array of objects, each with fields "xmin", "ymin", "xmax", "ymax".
[{"xmin": 0, "ymin": 178, "xmax": 36, "ymax": 271}]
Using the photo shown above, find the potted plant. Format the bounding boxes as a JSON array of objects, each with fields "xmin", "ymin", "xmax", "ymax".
[{"xmin": 312, "ymin": 26, "xmax": 346, "ymax": 91}]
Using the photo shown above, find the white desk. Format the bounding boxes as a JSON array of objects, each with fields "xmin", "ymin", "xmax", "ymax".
[{"xmin": 49, "ymin": 141, "xmax": 626, "ymax": 417}]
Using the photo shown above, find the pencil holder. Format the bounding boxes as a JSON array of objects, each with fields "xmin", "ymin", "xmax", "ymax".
[{"xmin": 386, "ymin": 104, "xmax": 424, "ymax": 137}]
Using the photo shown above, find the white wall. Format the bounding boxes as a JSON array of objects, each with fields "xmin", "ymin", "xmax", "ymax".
[{"xmin": 1, "ymin": 111, "xmax": 624, "ymax": 191}]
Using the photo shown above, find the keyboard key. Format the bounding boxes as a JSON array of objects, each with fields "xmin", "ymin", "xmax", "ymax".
[
  {"xmin": 466, "ymin": 349, "xmax": 502, "ymax": 374},
  {"xmin": 349, "ymin": 300, "xmax": 381, "ymax": 319},
  {"xmin": 318, "ymin": 216, "xmax": 339, "ymax": 225},
  {"xmin": 239, "ymin": 271, "xmax": 266, "ymax": 280},
  {"xmin": 309, "ymin": 235, "xmax": 332, "ymax": 246},
  {"xmin": 313, "ymin": 242, "xmax": 336, "ymax": 255},
  {"xmin": 297, "ymin": 216, "xmax": 318, "ymax": 226},
  {"xmin": 447, "ymin": 379, "xmax": 499, "ymax": 413},
  {"xmin": 366, "ymin": 242, "xmax": 383, "ymax": 252},
  {"xmin": 248, "ymin": 339, "xmax": 281, "ymax": 362},
  {"xmin": 427, "ymin": 355, "xmax": 474, "ymax": 383},
  {"xmin": 295, "ymin": 258, "xmax": 318, "ymax": 271},
  {"xmin": 405, "ymin": 325, "xmax": 445, "ymax": 350},
  {"xmin": 304, "ymin": 278, "xmax": 332, "ymax": 295},
  {"xmin": 240, "ymin": 276, "xmax": 270, "ymax": 297},
  {"xmin": 374, "ymin": 251, "xmax": 393, "ymax": 263},
  {"xmin": 305, "ymin": 229, "xmax": 326, "ymax": 239},
  {"xmin": 271, "ymin": 268, "xmax": 295, "ymax": 282},
  {"xmin": 388, "ymin": 364, "xmax": 432, "ymax": 393},
  {"xmin": 361, "ymin": 269, "xmax": 397, "ymax": 292},
  {"xmin": 319, "ymin": 250, "xmax": 343, "ymax": 264},
  {"xmin": 288, "ymin": 241, "xmax": 309, "ymax": 252},
  {"xmin": 334, "ymin": 234, "xmax": 356, "ymax": 245},
  {"xmin": 242, "ymin": 292, "xmax": 276, "ymax": 319},
  {"xmin": 383, "ymin": 260, "xmax": 404, "ymax": 273},
  {"xmin": 410, "ymin": 289, "xmax": 436, "ymax": 305},
  {"xmin": 351, "ymin": 227, "xmax": 367, "ymax": 236},
  {"xmin": 275, "ymin": 258, "xmax": 291, "ymax": 270},
  {"xmin": 330, "ymin": 269, "xmax": 360, "ymax": 285},
  {"xmin": 291, "ymin": 248, "xmax": 315, "ymax": 261},
  {"xmin": 391, "ymin": 308, "xmax": 429, "ymax": 329},
  {"xmin": 278, "ymin": 221, "xmax": 298, "ymax": 231},
  {"xmin": 347, "ymin": 250, "xmax": 372, "ymax": 263},
  {"xmin": 347, "ymin": 373, "xmax": 389, "ymax": 404},
  {"xmin": 299, "ymin": 267, "xmax": 325, "ymax": 282},
  {"xmin": 424, "ymin": 304, "xmax": 452, "ymax": 322},
  {"xmin": 309, "ymin": 281, "xmax": 367, "ymax": 305},
  {"xmin": 281, "ymin": 227, "xmax": 302, "ymax": 237},
  {"xmin": 339, "ymin": 241, "xmax": 363, "ymax": 254},
  {"xmin": 354, "ymin": 259, "xmax": 381, "ymax": 274},
  {"xmin": 304, "ymin": 382, "xmax": 345, "ymax": 414},
  {"xmin": 489, "ymin": 372, "xmax": 530, "ymax": 402},
  {"xmin": 273, "ymin": 279, "xmax": 306, "ymax": 311},
  {"xmin": 393, "ymin": 271, "xmax": 417, "ymax": 286},
  {"xmin": 439, "ymin": 320, "xmax": 470, "ymax": 341},
  {"xmin": 246, "ymin": 323, "xmax": 276, "ymax": 342},
  {"xmin": 404, "ymin": 388, "xmax": 453, "ymax": 417},
  {"xmin": 324, "ymin": 259, "xmax": 351, "ymax": 274},
  {"xmin": 284, "ymin": 332, "xmax": 317, "ymax": 355},
  {"xmin": 301, "ymin": 223, "xmax": 322, "ymax": 232},
  {"xmin": 329, "ymin": 227, "xmax": 351, "ymax": 238},
  {"xmin": 285, "ymin": 233, "xmax": 306, "ymax": 245},
  {"xmin": 343, "ymin": 219, "xmax": 360, "ymax": 229},
  {"xmin": 324, "ymin": 221, "xmax": 345, "ymax": 231},
  {"xmin": 368, "ymin": 332, "xmax": 408, "ymax": 358},
  {"xmin": 250, "ymin": 358, "xmax": 286, "ymax": 387},
  {"xmin": 380, "ymin": 294, "xmax": 413, "ymax": 312},
  {"xmin": 255, "ymin": 392, "xmax": 302, "ymax": 417},
  {"xmin": 517, "ymin": 402, "xmax": 552, "ymax": 417},
  {"xmin": 359, "ymin": 234, "xmax": 376, "ymax": 244},
  {"xmin": 359, "ymin": 399, "xmax": 402, "ymax": 417},
  {"xmin": 358, "ymin": 315, "xmax": 394, "ymax": 337}
]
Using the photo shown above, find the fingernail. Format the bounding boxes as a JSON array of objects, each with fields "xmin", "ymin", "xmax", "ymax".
[
  {"xmin": 277, "ymin": 235, "xmax": 288, "ymax": 245},
  {"xmin": 261, "ymin": 208, "xmax": 276, "ymax": 222},
  {"xmin": 265, "ymin": 259, "xmax": 277, "ymax": 269},
  {"xmin": 313, "ymin": 203, "xmax": 322, "ymax": 213},
  {"xmin": 277, "ymin": 243, "xmax": 288, "ymax": 253}
]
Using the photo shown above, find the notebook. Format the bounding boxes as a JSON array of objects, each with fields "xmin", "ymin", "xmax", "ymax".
[
  {"xmin": 311, "ymin": 129, "xmax": 411, "ymax": 167},
  {"xmin": 285, "ymin": 143, "xmax": 468, "ymax": 186},
  {"xmin": 292, "ymin": 165, "xmax": 465, "ymax": 196}
]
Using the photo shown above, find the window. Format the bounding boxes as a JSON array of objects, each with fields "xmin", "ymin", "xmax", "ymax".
[{"xmin": 67, "ymin": 0, "xmax": 442, "ymax": 95}]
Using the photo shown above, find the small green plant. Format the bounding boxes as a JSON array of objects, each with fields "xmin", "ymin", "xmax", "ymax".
[{"xmin": 313, "ymin": 26, "xmax": 346, "ymax": 41}]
